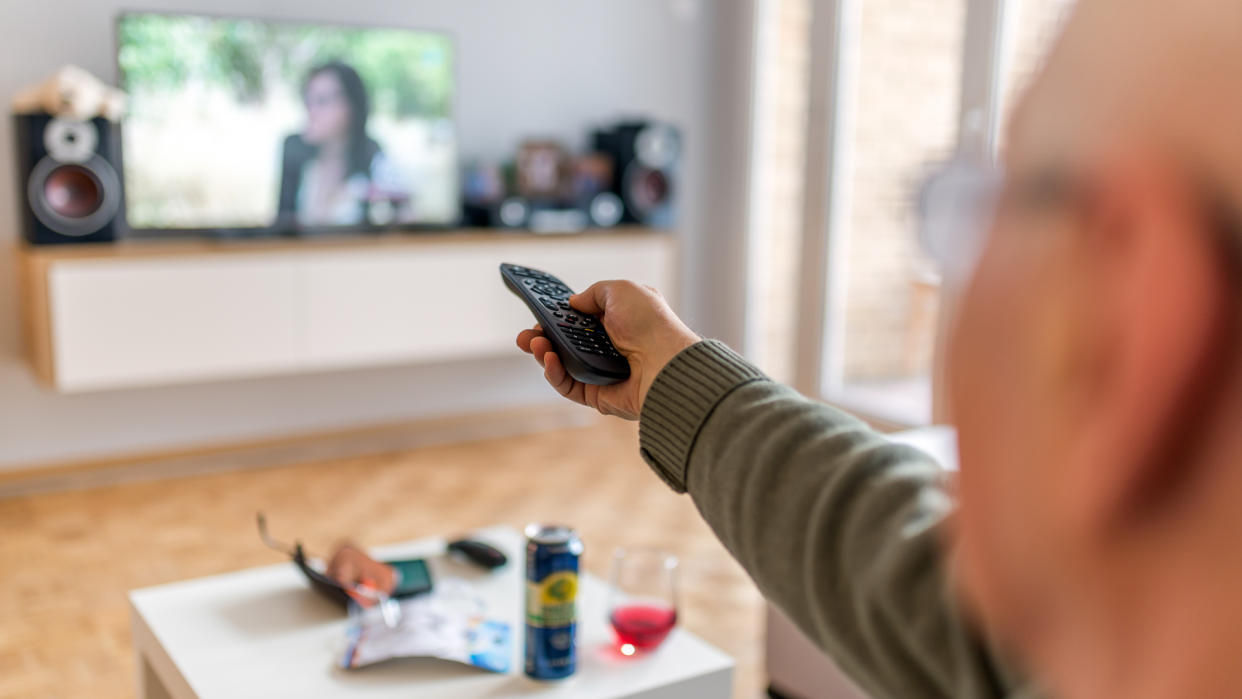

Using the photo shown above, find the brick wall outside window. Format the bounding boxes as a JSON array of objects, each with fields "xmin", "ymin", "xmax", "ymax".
[{"xmin": 750, "ymin": 0, "xmax": 1075, "ymax": 417}]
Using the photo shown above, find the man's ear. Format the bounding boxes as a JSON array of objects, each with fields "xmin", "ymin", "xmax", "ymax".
[{"xmin": 1068, "ymin": 154, "xmax": 1234, "ymax": 532}]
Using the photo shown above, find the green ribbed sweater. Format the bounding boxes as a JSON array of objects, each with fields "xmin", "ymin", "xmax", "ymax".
[{"xmin": 638, "ymin": 340, "xmax": 1042, "ymax": 699}]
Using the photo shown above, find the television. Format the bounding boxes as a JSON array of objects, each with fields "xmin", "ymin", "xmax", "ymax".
[{"xmin": 116, "ymin": 12, "xmax": 458, "ymax": 236}]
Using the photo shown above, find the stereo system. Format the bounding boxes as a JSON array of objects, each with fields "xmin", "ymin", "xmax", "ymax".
[
  {"xmin": 13, "ymin": 114, "xmax": 122, "ymax": 244},
  {"xmin": 592, "ymin": 121, "xmax": 680, "ymax": 228}
]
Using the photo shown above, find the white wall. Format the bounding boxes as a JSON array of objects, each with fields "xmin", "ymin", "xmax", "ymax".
[{"xmin": 0, "ymin": 0, "xmax": 755, "ymax": 469}]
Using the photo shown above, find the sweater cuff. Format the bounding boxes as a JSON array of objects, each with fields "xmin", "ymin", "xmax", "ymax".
[{"xmin": 638, "ymin": 339, "xmax": 768, "ymax": 493}]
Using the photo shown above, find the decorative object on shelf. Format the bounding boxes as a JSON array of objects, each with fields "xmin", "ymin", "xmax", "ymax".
[
  {"xmin": 12, "ymin": 65, "xmax": 127, "ymax": 121},
  {"xmin": 462, "ymin": 159, "xmax": 532, "ymax": 229},
  {"xmin": 11, "ymin": 66, "xmax": 127, "ymax": 245},
  {"xmin": 593, "ymin": 120, "xmax": 681, "ymax": 227},
  {"xmin": 515, "ymin": 140, "xmax": 592, "ymax": 234},
  {"xmin": 462, "ymin": 160, "xmax": 506, "ymax": 226},
  {"xmin": 515, "ymin": 140, "xmax": 570, "ymax": 201},
  {"xmin": 462, "ymin": 127, "xmax": 661, "ymax": 234},
  {"xmin": 570, "ymin": 153, "xmax": 624, "ymax": 228}
]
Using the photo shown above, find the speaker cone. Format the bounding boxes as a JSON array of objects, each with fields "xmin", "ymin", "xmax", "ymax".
[
  {"xmin": 497, "ymin": 197, "xmax": 530, "ymax": 228},
  {"xmin": 587, "ymin": 191, "xmax": 624, "ymax": 228},
  {"xmin": 28, "ymin": 154, "xmax": 121, "ymax": 237},
  {"xmin": 44, "ymin": 166, "xmax": 103, "ymax": 219},
  {"xmin": 623, "ymin": 165, "xmax": 673, "ymax": 225}
]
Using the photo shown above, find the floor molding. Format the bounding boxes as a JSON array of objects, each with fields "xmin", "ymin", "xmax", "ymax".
[{"xmin": 0, "ymin": 403, "xmax": 596, "ymax": 499}]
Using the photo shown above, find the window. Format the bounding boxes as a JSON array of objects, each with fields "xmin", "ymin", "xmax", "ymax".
[
  {"xmin": 747, "ymin": 0, "xmax": 813, "ymax": 384},
  {"xmin": 829, "ymin": 0, "xmax": 966, "ymax": 426},
  {"xmin": 747, "ymin": 0, "xmax": 1076, "ymax": 426}
]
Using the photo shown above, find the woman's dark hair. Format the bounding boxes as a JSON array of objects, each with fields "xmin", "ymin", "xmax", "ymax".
[{"xmin": 304, "ymin": 61, "xmax": 380, "ymax": 176}]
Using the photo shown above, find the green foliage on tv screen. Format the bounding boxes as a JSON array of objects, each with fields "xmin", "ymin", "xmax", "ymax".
[{"xmin": 117, "ymin": 13, "xmax": 453, "ymax": 119}]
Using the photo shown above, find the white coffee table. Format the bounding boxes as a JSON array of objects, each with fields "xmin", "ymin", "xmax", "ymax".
[{"xmin": 130, "ymin": 526, "xmax": 733, "ymax": 698}]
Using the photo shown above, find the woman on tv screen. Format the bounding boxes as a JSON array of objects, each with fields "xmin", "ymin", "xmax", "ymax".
[
  {"xmin": 277, "ymin": 61, "xmax": 410, "ymax": 228},
  {"xmin": 119, "ymin": 13, "xmax": 457, "ymax": 232}
]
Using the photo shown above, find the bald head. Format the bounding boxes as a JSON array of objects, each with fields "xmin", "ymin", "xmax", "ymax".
[
  {"xmin": 950, "ymin": 2, "xmax": 1242, "ymax": 698},
  {"xmin": 1013, "ymin": 0, "xmax": 1242, "ymax": 197}
]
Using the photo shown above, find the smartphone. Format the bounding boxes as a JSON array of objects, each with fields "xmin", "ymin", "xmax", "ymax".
[{"xmin": 388, "ymin": 558, "xmax": 433, "ymax": 598}]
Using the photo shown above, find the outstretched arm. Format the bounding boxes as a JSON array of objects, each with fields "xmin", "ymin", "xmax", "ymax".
[
  {"xmin": 516, "ymin": 281, "xmax": 1034, "ymax": 699},
  {"xmin": 640, "ymin": 341, "xmax": 1030, "ymax": 699}
]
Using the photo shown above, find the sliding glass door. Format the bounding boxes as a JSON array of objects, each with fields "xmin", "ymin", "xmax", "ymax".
[{"xmin": 746, "ymin": 0, "xmax": 1076, "ymax": 426}]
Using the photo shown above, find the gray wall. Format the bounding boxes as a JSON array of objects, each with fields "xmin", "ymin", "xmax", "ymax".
[{"xmin": 0, "ymin": 0, "xmax": 754, "ymax": 469}]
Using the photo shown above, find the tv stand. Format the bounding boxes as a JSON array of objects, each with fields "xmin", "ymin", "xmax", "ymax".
[{"xmin": 18, "ymin": 227, "xmax": 675, "ymax": 392}]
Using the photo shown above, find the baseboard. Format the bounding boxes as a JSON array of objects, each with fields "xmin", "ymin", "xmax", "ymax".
[{"xmin": 0, "ymin": 403, "xmax": 597, "ymax": 499}]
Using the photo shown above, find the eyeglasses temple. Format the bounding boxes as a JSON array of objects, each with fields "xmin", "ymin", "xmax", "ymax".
[{"xmin": 256, "ymin": 512, "xmax": 297, "ymax": 557}]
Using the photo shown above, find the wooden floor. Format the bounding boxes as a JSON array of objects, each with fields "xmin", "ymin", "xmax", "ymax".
[{"xmin": 0, "ymin": 418, "xmax": 766, "ymax": 699}]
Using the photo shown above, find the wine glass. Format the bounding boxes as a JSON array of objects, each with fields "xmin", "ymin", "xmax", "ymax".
[{"xmin": 607, "ymin": 548, "xmax": 679, "ymax": 655}]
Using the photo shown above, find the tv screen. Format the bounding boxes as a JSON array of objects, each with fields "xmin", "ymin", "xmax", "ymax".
[{"xmin": 116, "ymin": 13, "xmax": 458, "ymax": 234}]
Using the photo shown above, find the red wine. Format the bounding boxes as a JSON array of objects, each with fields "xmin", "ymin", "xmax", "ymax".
[{"xmin": 610, "ymin": 604, "xmax": 677, "ymax": 650}]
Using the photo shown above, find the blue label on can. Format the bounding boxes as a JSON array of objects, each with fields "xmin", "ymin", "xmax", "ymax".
[{"xmin": 524, "ymin": 529, "xmax": 580, "ymax": 680}]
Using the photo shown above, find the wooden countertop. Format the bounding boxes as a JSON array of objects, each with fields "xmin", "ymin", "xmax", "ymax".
[{"xmin": 19, "ymin": 226, "xmax": 673, "ymax": 262}]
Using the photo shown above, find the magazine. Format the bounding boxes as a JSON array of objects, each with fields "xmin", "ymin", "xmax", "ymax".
[{"xmin": 341, "ymin": 580, "xmax": 511, "ymax": 673}]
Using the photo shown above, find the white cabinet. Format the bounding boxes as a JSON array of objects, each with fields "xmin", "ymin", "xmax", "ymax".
[
  {"xmin": 302, "ymin": 236, "xmax": 674, "ymax": 370},
  {"xmin": 48, "ymin": 254, "xmax": 304, "ymax": 391},
  {"xmin": 22, "ymin": 230, "xmax": 675, "ymax": 392}
]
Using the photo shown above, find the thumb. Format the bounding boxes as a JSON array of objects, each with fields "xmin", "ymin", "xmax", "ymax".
[{"xmin": 569, "ymin": 281, "xmax": 611, "ymax": 315}]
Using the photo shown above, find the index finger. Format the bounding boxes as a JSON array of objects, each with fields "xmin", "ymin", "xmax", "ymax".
[{"xmin": 516, "ymin": 323, "xmax": 544, "ymax": 352}]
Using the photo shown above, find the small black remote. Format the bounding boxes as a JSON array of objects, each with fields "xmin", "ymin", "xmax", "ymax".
[
  {"xmin": 500, "ymin": 263, "xmax": 630, "ymax": 385},
  {"xmin": 446, "ymin": 538, "xmax": 508, "ymax": 570}
]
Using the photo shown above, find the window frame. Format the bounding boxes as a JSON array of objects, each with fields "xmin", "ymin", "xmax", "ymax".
[{"xmin": 781, "ymin": 0, "xmax": 1017, "ymax": 425}]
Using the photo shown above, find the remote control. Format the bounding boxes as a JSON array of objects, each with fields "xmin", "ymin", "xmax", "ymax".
[{"xmin": 500, "ymin": 263, "xmax": 630, "ymax": 385}]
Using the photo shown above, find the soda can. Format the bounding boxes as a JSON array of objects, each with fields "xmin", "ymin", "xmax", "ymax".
[{"xmin": 524, "ymin": 523, "xmax": 583, "ymax": 680}]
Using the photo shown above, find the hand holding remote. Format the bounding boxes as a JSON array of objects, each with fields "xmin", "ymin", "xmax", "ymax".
[{"xmin": 516, "ymin": 280, "xmax": 699, "ymax": 420}]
